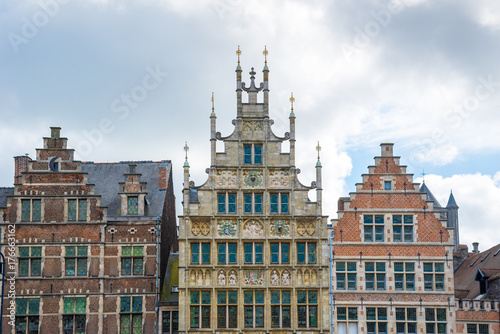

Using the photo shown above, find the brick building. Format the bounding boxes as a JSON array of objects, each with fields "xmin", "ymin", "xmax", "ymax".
[
  {"xmin": 0, "ymin": 127, "xmax": 177, "ymax": 333},
  {"xmin": 331, "ymin": 143, "xmax": 456, "ymax": 334},
  {"xmin": 177, "ymin": 49, "xmax": 330, "ymax": 333}
]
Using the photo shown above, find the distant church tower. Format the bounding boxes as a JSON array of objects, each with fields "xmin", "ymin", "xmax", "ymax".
[
  {"xmin": 446, "ymin": 191, "xmax": 459, "ymax": 251},
  {"xmin": 178, "ymin": 47, "xmax": 329, "ymax": 333}
]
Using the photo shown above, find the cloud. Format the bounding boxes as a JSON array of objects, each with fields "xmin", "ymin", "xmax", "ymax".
[{"xmin": 416, "ymin": 173, "xmax": 500, "ymax": 251}]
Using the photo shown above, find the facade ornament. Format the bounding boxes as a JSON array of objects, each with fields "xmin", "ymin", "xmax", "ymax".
[
  {"xmin": 218, "ymin": 220, "xmax": 236, "ymax": 237},
  {"xmin": 243, "ymin": 220, "xmax": 264, "ymax": 237},
  {"xmin": 244, "ymin": 270, "xmax": 264, "ymax": 285},
  {"xmin": 282, "ymin": 269, "xmax": 291, "ymax": 286},
  {"xmin": 270, "ymin": 270, "xmax": 279, "ymax": 286},
  {"xmin": 228, "ymin": 270, "xmax": 237, "ymax": 286},
  {"xmin": 216, "ymin": 170, "xmax": 237, "ymax": 188},
  {"xmin": 243, "ymin": 170, "xmax": 263, "ymax": 187},
  {"xmin": 218, "ymin": 270, "xmax": 226, "ymax": 286},
  {"xmin": 270, "ymin": 220, "xmax": 289, "ymax": 237}
]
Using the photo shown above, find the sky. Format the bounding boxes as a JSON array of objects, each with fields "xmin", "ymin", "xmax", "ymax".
[{"xmin": 1, "ymin": 0, "xmax": 499, "ymax": 251}]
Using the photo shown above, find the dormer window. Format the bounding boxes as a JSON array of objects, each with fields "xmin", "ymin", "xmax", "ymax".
[
  {"xmin": 128, "ymin": 196, "xmax": 138, "ymax": 215},
  {"xmin": 244, "ymin": 144, "xmax": 262, "ymax": 165}
]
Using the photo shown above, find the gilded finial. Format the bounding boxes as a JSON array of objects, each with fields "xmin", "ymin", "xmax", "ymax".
[
  {"xmin": 236, "ymin": 45, "xmax": 241, "ymax": 65},
  {"xmin": 184, "ymin": 141, "xmax": 189, "ymax": 161},
  {"xmin": 289, "ymin": 92, "xmax": 295, "ymax": 111},
  {"xmin": 316, "ymin": 141, "xmax": 321, "ymax": 160},
  {"xmin": 211, "ymin": 92, "xmax": 214, "ymax": 112},
  {"xmin": 263, "ymin": 45, "xmax": 268, "ymax": 65},
  {"xmin": 421, "ymin": 169, "xmax": 426, "ymax": 183}
]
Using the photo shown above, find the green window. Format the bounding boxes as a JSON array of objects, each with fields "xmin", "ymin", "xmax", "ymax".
[
  {"xmin": 244, "ymin": 193, "xmax": 263, "ymax": 214},
  {"xmin": 22, "ymin": 199, "xmax": 31, "ymax": 221},
  {"xmin": 128, "ymin": 196, "xmax": 138, "ymax": 215},
  {"xmin": 244, "ymin": 243, "xmax": 263, "ymax": 264},
  {"xmin": 217, "ymin": 291, "xmax": 237, "ymax": 328},
  {"xmin": 271, "ymin": 290, "xmax": 291, "ymax": 328},
  {"xmin": 424, "ymin": 263, "xmax": 445, "ymax": 291},
  {"xmin": 367, "ymin": 307, "xmax": 387, "ymax": 334},
  {"xmin": 21, "ymin": 199, "xmax": 41, "ymax": 222},
  {"xmin": 336, "ymin": 262, "xmax": 356, "ymax": 290},
  {"xmin": 244, "ymin": 145, "xmax": 252, "ymax": 164},
  {"xmin": 297, "ymin": 242, "xmax": 316, "ymax": 264},
  {"xmin": 68, "ymin": 199, "xmax": 87, "ymax": 221},
  {"xmin": 270, "ymin": 193, "xmax": 289, "ymax": 214},
  {"xmin": 364, "ymin": 215, "xmax": 384, "ymax": 242},
  {"xmin": 270, "ymin": 243, "xmax": 289, "ymax": 264},
  {"xmin": 218, "ymin": 193, "xmax": 236, "ymax": 214},
  {"xmin": 243, "ymin": 144, "xmax": 262, "ymax": 165},
  {"xmin": 394, "ymin": 262, "xmax": 415, "ymax": 291},
  {"xmin": 65, "ymin": 246, "xmax": 88, "ymax": 276},
  {"xmin": 120, "ymin": 296, "xmax": 143, "ymax": 334},
  {"xmin": 121, "ymin": 246, "xmax": 143, "ymax": 276},
  {"xmin": 190, "ymin": 291, "xmax": 210, "ymax": 328},
  {"xmin": 63, "ymin": 297, "xmax": 87, "ymax": 334},
  {"xmin": 15, "ymin": 298, "xmax": 40, "ymax": 334},
  {"xmin": 162, "ymin": 311, "xmax": 178, "ymax": 334},
  {"xmin": 297, "ymin": 290, "xmax": 318, "ymax": 328},
  {"xmin": 244, "ymin": 290, "xmax": 264, "ymax": 328},
  {"xmin": 19, "ymin": 247, "xmax": 41, "ymax": 277},
  {"xmin": 366, "ymin": 262, "xmax": 386, "ymax": 291},
  {"xmin": 425, "ymin": 308, "xmax": 446, "ymax": 334}
]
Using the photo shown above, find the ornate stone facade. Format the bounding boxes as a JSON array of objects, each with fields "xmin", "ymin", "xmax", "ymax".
[{"xmin": 178, "ymin": 51, "xmax": 329, "ymax": 333}]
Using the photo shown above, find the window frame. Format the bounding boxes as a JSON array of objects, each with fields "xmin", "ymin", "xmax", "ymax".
[
  {"xmin": 19, "ymin": 246, "xmax": 42, "ymax": 277},
  {"xmin": 217, "ymin": 193, "xmax": 237, "ymax": 214},
  {"xmin": 243, "ymin": 144, "xmax": 263, "ymax": 165},
  {"xmin": 244, "ymin": 242, "xmax": 263, "ymax": 264},
  {"xmin": 364, "ymin": 215, "xmax": 384, "ymax": 242},
  {"xmin": 120, "ymin": 296, "xmax": 143, "ymax": 334},
  {"xmin": 15, "ymin": 298, "xmax": 40, "ymax": 334},
  {"xmin": 62, "ymin": 297, "xmax": 87, "ymax": 334},
  {"xmin": 394, "ymin": 262, "xmax": 415, "ymax": 291},
  {"xmin": 270, "ymin": 193, "xmax": 289, "ymax": 214},
  {"xmin": 65, "ymin": 246, "xmax": 88, "ymax": 277},
  {"xmin": 68, "ymin": 198, "xmax": 88, "ymax": 222},
  {"xmin": 190, "ymin": 291, "xmax": 211, "ymax": 329},
  {"xmin": 423, "ymin": 262, "xmax": 445, "ymax": 291},
  {"xmin": 365, "ymin": 262, "xmax": 386, "ymax": 291},
  {"xmin": 162, "ymin": 310, "xmax": 179, "ymax": 334},
  {"xmin": 393, "ymin": 215, "xmax": 413, "ymax": 242},
  {"xmin": 244, "ymin": 193, "xmax": 263, "ymax": 214},
  {"xmin": 336, "ymin": 262, "xmax": 357, "ymax": 290},
  {"xmin": 297, "ymin": 242, "xmax": 317, "ymax": 264},
  {"xmin": 21, "ymin": 199, "xmax": 42, "ymax": 222},
  {"xmin": 297, "ymin": 290, "xmax": 318, "ymax": 328},
  {"xmin": 191, "ymin": 243, "xmax": 211, "ymax": 265},
  {"xmin": 270, "ymin": 242, "xmax": 290, "ymax": 264},
  {"xmin": 336, "ymin": 307, "xmax": 358, "ymax": 334},
  {"xmin": 127, "ymin": 196, "xmax": 139, "ymax": 215},
  {"xmin": 366, "ymin": 307, "xmax": 388, "ymax": 334},
  {"xmin": 271, "ymin": 290, "xmax": 291, "ymax": 328},
  {"xmin": 217, "ymin": 243, "xmax": 237, "ymax": 265},
  {"xmin": 217, "ymin": 291, "xmax": 238, "ymax": 329},
  {"xmin": 121, "ymin": 246, "xmax": 144, "ymax": 276},
  {"xmin": 424, "ymin": 308, "xmax": 447, "ymax": 334},
  {"xmin": 395, "ymin": 307, "xmax": 417, "ymax": 334}
]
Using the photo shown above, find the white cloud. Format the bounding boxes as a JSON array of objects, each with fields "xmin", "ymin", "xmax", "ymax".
[{"xmin": 416, "ymin": 173, "xmax": 500, "ymax": 252}]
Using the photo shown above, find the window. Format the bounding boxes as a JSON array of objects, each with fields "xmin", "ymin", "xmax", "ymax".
[
  {"xmin": 270, "ymin": 242, "xmax": 290, "ymax": 264},
  {"xmin": 244, "ymin": 243, "xmax": 263, "ymax": 264},
  {"xmin": 364, "ymin": 215, "xmax": 384, "ymax": 242},
  {"xmin": 365, "ymin": 262, "xmax": 386, "ymax": 291},
  {"xmin": 271, "ymin": 290, "xmax": 291, "ymax": 328},
  {"xmin": 367, "ymin": 307, "xmax": 387, "ymax": 334},
  {"xmin": 21, "ymin": 199, "xmax": 41, "ymax": 222},
  {"xmin": 120, "ymin": 296, "xmax": 143, "ymax": 334},
  {"xmin": 396, "ymin": 308, "xmax": 417, "ymax": 334},
  {"xmin": 425, "ymin": 308, "xmax": 446, "ymax": 334},
  {"xmin": 19, "ymin": 247, "xmax": 41, "ymax": 277},
  {"xmin": 336, "ymin": 262, "xmax": 357, "ymax": 290},
  {"xmin": 243, "ymin": 144, "xmax": 262, "ymax": 165},
  {"xmin": 384, "ymin": 181, "xmax": 391, "ymax": 190},
  {"xmin": 244, "ymin": 290, "xmax": 264, "ymax": 328},
  {"xmin": 191, "ymin": 243, "xmax": 210, "ymax": 264},
  {"xmin": 190, "ymin": 291, "xmax": 210, "ymax": 328},
  {"xmin": 63, "ymin": 297, "xmax": 86, "ymax": 334},
  {"xmin": 65, "ymin": 246, "xmax": 88, "ymax": 276},
  {"xmin": 393, "ymin": 215, "xmax": 413, "ymax": 242},
  {"xmin": 217, "ymin": 193, "xmax": 236, "ymax": 214},
  {"xmin": 15, "ymin": 298, "xmax": 39, "ymax": 334},
  {"xmin": 128, "ymin": 196, "xmax": 138, "ymax": 215},
  {"xmin": 68, "ymin": 199, "xmax": 87, "ymax": 221},
  {"xmin": 244, "ymin": 193, "xmax": 263, "ymax": 214},
  {"xmin": 162, "ymin": 311, "xmax": 178, "ymax": 334},
  {"xmin": 467, "ymin": 324, "xmax": 489, "ymax": 334},
  {"xmin": 297, "ymin": 242, "xmax": 316, "ymax": 264},
  {"xmin": 424, "ymin": 263, "xmax": 445, "ymax": 291},
  {"xmin": 121, "ymin": 246, "xmax": 144, "ymax": 275},
  {"xmin": 297, "ymin": 290, "xmax": 318, "ymax": 328},
  {"xmin": 270, "ymin": 193, "xmax": 289, "ymax": 214},
  {"xmin": 337, "ymin": 307, "xmax": 358, "ymax": 333},
  {"xmin": 394, "ymin": 262, "xmax": 415, "ymax": 291},
  {"xmin": 217, "ymin": 291, "xmax": 237, "ymax": 328},
  {"xmin": 217, "ymin": 243, "xmax": 236, "ymax": 264}
]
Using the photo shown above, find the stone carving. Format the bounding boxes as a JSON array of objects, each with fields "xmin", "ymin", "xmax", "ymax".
[
  {"xmin": 269, "ymin": 170, "xmax": 290, "ymax": 188},
  {"xmin": 228, "ymin": 270, "xmax": 237, "ymax": 286},
  {"xmin": 297, "ymin": 221, "xmax": 315, "ymax": 236},
  {"xmin": 243, "ymin": 120, "xmax": 263, "ymax": 132},
  {"xmin": 270, "ymin": 220, "xmax": 289, "ymax": 237},
  {"xmin": 282, "ymin": 269, "xmax": 291, "ymax": 286},
  {"xmin": 216, "ymin": 169, "xmax": 237, "ymax": 188},
  {"xmin": 243, "ymin": 170, "xmax": 263, "ymax": 188},
  {"xmin": 192, "ymin": 221, "xmax": 210, "ymax": 236},
  {"xmin": 218, "ymin": 220, "xmax": 236, "ymax": 237},
  {"xmin": 243, "ymin": 220, "xmax": 264, "ymax": 237},
  {"xmin": 244, "ymin": 270, "xmax": 264, "ymax": 285},
  {"xmin": 218, "ymin": 270, "xmax": 226, "ymax": 286},
  {"xmin": 270, "ymin": 270, "xmax": 279, "ymax": 286}
]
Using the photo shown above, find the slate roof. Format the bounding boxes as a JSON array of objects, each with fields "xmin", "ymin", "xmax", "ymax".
[
  {"xmin": 160, "ymin": 253, "xmax": 179, "ymax": 304},
  {"xmin": 454, "ymin": 243, "xmax": 500, "ymax": 300},
  {"xmin": 81, "ymin": 161, "xmax": 171, "ymax": 217},
  {"xmin": 446, "ymin": 191, "xmax": 459, "ymax": 208},
  {"xmin": 0, "ymin": 187, "xmax": 14, "ymax": 208},
  {"xmin": 419, "ymin": 182, "xmax": 442, "ymax": 208}
]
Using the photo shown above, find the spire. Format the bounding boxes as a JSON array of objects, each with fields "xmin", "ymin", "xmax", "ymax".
[
  {"xmin": 446, "ymin": 190, "xmax": 458, "ymax": 208},
  {"xmin": 183, "ymin": 141, "xmax": 190, "ymax": 168},
  {"xmin": 263, "ymin": 45, "xmax": 268, "ymax": 69},
  {"xmin": 211, "ymin": 92, "xmax": 215, "ymax": 113},
  {"xmin": 289, "ymin": 92, "xmax": 295, "ymax": 116},
  {"xmin": 419, "ymin": 182, "xmax": 442, "ymax": 208},
  {"xmin": 421, "ymin": 169, "xmax": 426, "ymax": 183},
  {"xmin": 316, "ymin": 141, "xmax": 322, "ymax": 167},
  {"xmin": 236, "ymin": 45, "xmax": 241, "ymax": 66}
]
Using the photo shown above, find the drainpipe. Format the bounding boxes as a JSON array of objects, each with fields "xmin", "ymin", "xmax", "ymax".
[
  {"xmin": 329, "ymin": 229, "xmax": 335, "ymax": 334},
  {"xmin": 155, "ymin": 216, "xmax": 160, "ymax": 334}
]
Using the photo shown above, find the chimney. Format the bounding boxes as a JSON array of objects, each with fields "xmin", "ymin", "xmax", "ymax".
[
  {"xmin": 50, "ymin": 126, "xmax": 61, "ymax": 139},
  {"xmin": 14, "ymin": 155, "xmax": 30, "ymax": 184},
  {"xmin": 380, "ymin": 143, "xmax": 394, "ymax": 157},
  {"xmin": 472, "ymin": 242, "xmax": 479, "ymax": 254},
  {"xmin": 129, "ymin": 164, "xmax": 137, "ymax": 174}
]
